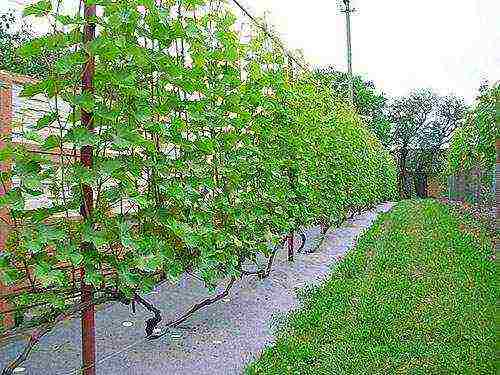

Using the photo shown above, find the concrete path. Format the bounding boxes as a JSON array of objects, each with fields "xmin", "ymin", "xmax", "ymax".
[{"xmin": 0, "ymin": 203, "xmax": 394, "ymax": 375}]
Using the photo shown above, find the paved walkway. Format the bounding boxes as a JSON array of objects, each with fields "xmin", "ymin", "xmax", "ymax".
[{"xmin": 0, "ymin": 203, "xmax": 394, "ymax": 375}]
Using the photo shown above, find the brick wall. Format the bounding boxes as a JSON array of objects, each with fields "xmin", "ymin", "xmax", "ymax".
[
  {"xmin": 1, "ymin": 71, "xmax": 16, "ymax": 326},
  {"xmin": 0, "ymin": 70, "xmax": 44, "ymax": 327},
  {"xmin": 0, "ymin": 70, "xmax": 121, "ymax": 328}
]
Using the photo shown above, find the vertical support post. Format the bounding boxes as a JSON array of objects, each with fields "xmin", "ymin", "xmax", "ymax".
[
  {"xmin": 287, "ymin": 233, "xmax": 294, "ymax": 262},
  {"xmin": 342, "ymin": 0, "xmax": 354, "ymax": 106},
  {"xmin": 457, "ymin": 174, "xmax": 465, "ymax": 202},
  {"xmin": 81, "ymin": 3, "xmax": 96, "ymax": 375},
  {"xmin": 0, "ymin": 73, "xmax": 14, "ymax": 328}
]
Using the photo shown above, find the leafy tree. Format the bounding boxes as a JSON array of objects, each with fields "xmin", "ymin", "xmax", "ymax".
[
  {"xmin": 312, "ymin": 65, "xmax": 391, "ymax": 145},
  {"xmin": 387, "ymin": 88, "xmax": 467, "ymax": 198},
  {"xmin": 448, "ymin": 82, "xmax": 499, "ymax": 173},
  {"xmin": 447, "ymin": 82, "xmax": 499, "ymax": 203},
  {"xmin": 0, "ymin": 10, "xmax": 48, "ymax": 78}
]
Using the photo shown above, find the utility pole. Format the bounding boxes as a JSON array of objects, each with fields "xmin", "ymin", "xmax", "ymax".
[{"xmin": 340, "ymin": 0, "xmax": 355, "ymax": 106}]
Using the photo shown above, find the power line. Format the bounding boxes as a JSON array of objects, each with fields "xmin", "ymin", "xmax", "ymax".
[
  {"xmin": 5, "ymin": 0, "xmax": 27, "ymax": 9},
  {"xmin": 230, "ymin": 0, "xmax": 309, "ymax": 72}
]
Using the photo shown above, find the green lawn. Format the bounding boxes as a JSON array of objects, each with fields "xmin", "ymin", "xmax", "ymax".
[{"xmin": 246, "ymin": 200, "xmax": 496, "ymax": 375}]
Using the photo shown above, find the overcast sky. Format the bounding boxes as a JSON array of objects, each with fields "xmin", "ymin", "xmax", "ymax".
[
  {"xmin": 4, "ymin": 0, "xmax": 499, "ymax": 103},
  {"xmin": 240, "ymin": 0, "xmax": 500, "ymax": 103}
]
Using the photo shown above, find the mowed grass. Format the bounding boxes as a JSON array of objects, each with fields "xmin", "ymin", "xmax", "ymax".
[{"xmin": 246, "ymin": 200, "xmax": 496, "ymax": 375}]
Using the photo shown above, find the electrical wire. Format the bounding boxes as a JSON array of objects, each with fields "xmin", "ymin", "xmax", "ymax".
[{"xmin": 230, "ymin": 0, "xmax": 309, "ymax": 72}]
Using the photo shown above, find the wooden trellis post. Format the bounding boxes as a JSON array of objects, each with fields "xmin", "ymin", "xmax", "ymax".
[
  {"xmin": 81, "ymin": 3, "xmax": 97, "ymax": 375},
  {"xmin": 287, "ymin": 233, "xmax": 294, "ymax": 262}
]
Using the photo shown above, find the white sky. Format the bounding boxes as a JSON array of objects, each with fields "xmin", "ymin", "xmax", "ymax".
[
  {"xmin": 240, "ymin": 0, "xmax": 500, "ymax": 103},
  {"xmin": 4, "ymin": 0, "xmax": 499, "ymax": 103}
]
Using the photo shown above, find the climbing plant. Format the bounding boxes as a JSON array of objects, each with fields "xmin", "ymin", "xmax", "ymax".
[
  {"xmin": 0, "ymin": 0, "xmax": 397, "ymax": 370},
  {"xmin": 313, "ymin": 65, "xmax": 391, "ymax": 146}
]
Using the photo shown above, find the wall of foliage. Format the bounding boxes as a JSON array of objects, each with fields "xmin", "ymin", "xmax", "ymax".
[
  {"xmin": 447, "ymin": 82, "xmax": 498, "ymax": 180},
  {"xmin": 0, "ymin": 0, "xmax": 397, "ymax": 325}
]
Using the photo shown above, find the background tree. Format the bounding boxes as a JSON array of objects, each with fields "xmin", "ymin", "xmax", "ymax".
[
  {"xmin": 387, "ymin": 88, "xmax": 467, "ymax": 198},
  {"xmin": 312, "ymin": 65, "xmax": 391, "ymax": 145},
  {"xmin": 0, "ymin": 10, "xmax": 48, "ymax": 78},
  {"xmin": 452, "ymin": 81, "xmax": 499, "ymax": 170},
  {"xmin": 447, "ymin": 81, "xmax": 498, "ymax": 205}
]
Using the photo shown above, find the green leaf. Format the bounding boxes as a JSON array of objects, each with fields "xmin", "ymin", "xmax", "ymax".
[
  {"xmin": 137, "ymin": 255, "xmax": 162, "ymax": 272},
  {"xmin": 118, "ymin": 268, "xmax": 140, "ymax": 287},
  {"xmin": 0, "ymin": 145, "xmax": 13, "ymax": 163},
  {"xmin": 0, "ymin": 268, "xmax": 23, "ymax": 286},
  {"xmin": 139, "ymin": 277, "xmax": 156, "ymax": 293},
  {"xmin": 98, "ymin": 159, "xmax": 121, "ymax": 177},
  {"xmin": 36, "ymin": 111, "xmax": 58, "ymax": 130},
  {"xmin": 17, "ymin": 38, "xmax": 44, "ymax": 59},
  {"xmin": 26, "ymin": 237, "xmax": 44, "ymax": 253},
  {"xmin": 69, "ymin": 252, "xmax": 84, "ymax": 266},
  {"xmin": 15, "ymin": 159, "xmax": 42, "ymax": 175},
  {"xmin": 65, "ymin": 126, "xmax": 99, "ymax": 146},
  {"xmin": 19, "ymin": 78, "xmax": 57, "ymax": 98},
  {"xmin": 23, "ymin": 130, "xmax": 43, "ymax": 144},
  {"xmin": 19, "ymin": 81, "xmax": 45, "ymax": 98},
  {"xmin": 39, "ymin": 224, "xmax": 65, "ymax": 242},
  {"xmin": 69, "ymin": 164, "xmax": 94, "ymax": 184},
  {"xmin": 130, "ymin": 195, "xmax": 151, "ymax": 209},
  {"xmin": 0, "ymin": 189, "xmax": 25, "ymax": 210},
  {"xmin": 166, "ymin": 261, "xmax": 184, "ymax": 282},
  {"xmin": 23, "ymin": 0, "xmax": 52, "ymax": 17},
  {"xmin": 195, "ymin": 138, "xmax": 215, "ymax": 154},
  {"xmin": 41, "ymin": 134, "xmax": 60, "ymax": 150},
  {"xmin": 48, "ymin": 293, "xmax": 67, "ymax": 309},
  {"xmin": 184, "ymin": 0, "xmax": 205, "ymax": 10},
  {"xmin": 34, "ymin": 262, "xmax": 52, "ymax": 286},
  {"xmin": 74, "ymin": 92, "xmax": 96, "ymax": 112},
  {"xmin": 23, "ymin": 175, "xmax": 43, "ymax": 190},
  {"xmin": 56, "ymin": 14, "xmax": 80, "ymax": 25},
  {"xmin": 84, "ymin": 269, "xmax": 104, "ymax": 287},
  {"xmin": 83, "ymin": 226, "xmax": 108, "ymax": 248},
  {"xmin": 55, "ymin": 51, "xmax": 86, "ymax": 75}
]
